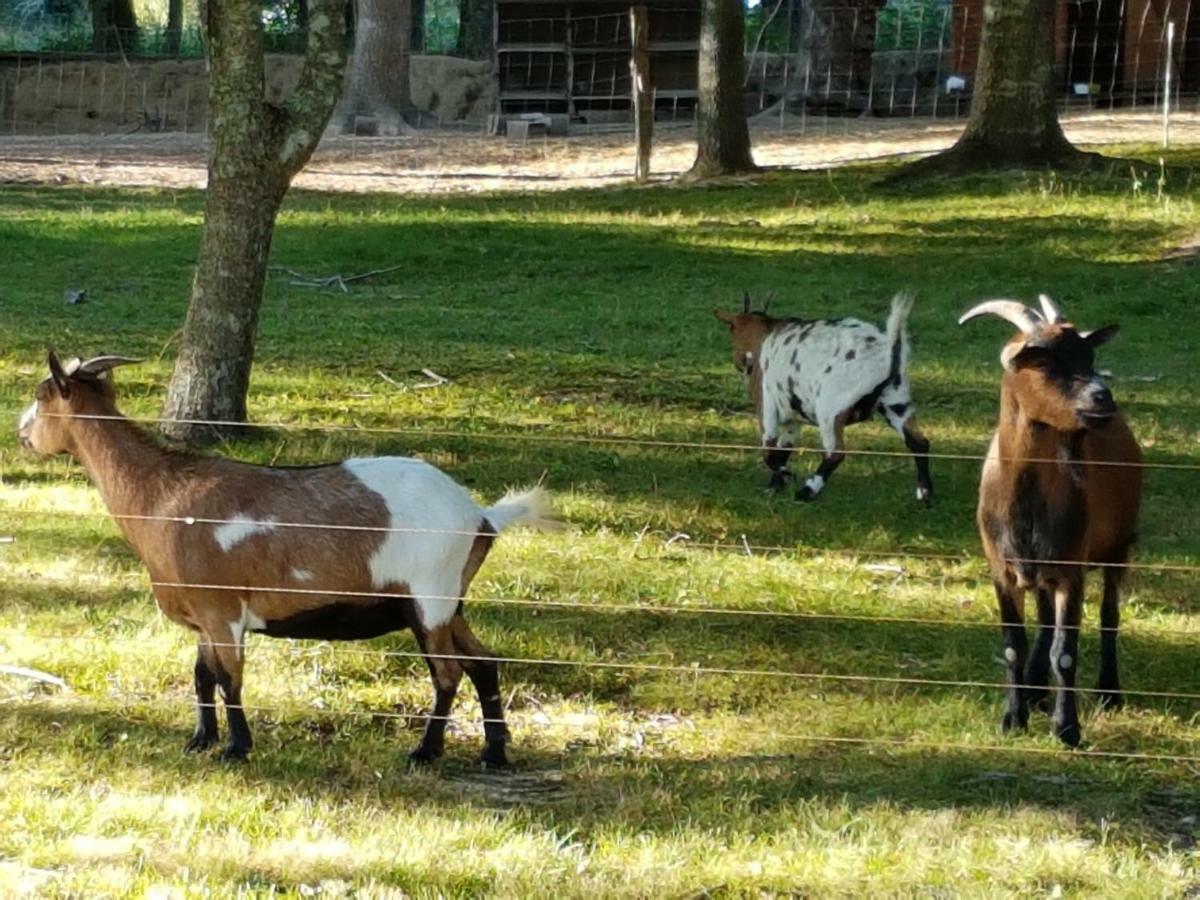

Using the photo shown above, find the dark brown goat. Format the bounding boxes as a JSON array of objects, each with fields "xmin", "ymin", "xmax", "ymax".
[{"xmin": 961, "ymin": 296, "xmax": 1142, "ymax": 746}]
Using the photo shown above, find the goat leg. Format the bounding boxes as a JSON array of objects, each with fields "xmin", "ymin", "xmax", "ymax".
[
  {"xmin": 184, "ymin": 643, "xmax": 220, "ymax": 753},
  {"xmin": 995, "ymin": 581, "xmax": 1029, "ymax": 733}
]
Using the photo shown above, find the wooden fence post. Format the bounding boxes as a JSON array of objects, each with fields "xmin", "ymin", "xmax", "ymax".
[{"xmin": 630, "ymin": 5, "xmax": 652, "ymax": 181}]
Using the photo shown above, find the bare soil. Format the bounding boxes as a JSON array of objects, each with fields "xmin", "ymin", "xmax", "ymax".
[{"xmin": 1, "ymin": 110, "xmax": 1196, "ymax": 195}]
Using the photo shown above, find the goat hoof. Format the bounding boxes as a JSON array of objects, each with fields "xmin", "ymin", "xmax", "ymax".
[
  {"xmin": 766, "ymin": 470, "xmax": 793, "ymax": 493},
  {"xmin": 1001, "ymin": 710, "xmax": 1028, "ymax": 733},
  {"xmin": 1023, "ymin": 688, "xmax": 1051, "ymax": 713},
  {"xmin": 218, "ymin": 743, "xmax": 250, "ymax": 763},
  {"xmin": 183, "ymin": 731, "xmax": 219, "ymax": 754},
  {"xmin": 916, "ymin": 486, "xmax": 933, "ymax": 507},
  {"xmin": 1054, "ymin": 720, "xmax": 1082, "ymax": 747},
  {"xmin": 1095, "ymin": 689, "xmax": 1124, "ymax": 711},
  {"xmin": 479, "ymin": 743, "xmax": 511, "ymax": 769},
  {"xmin": 794, "ymin": 486, "xmax": 818, "ymax": 502},
  {"xmin": 408, "ymin": 745, "xmax": 442, "ymax": 766}
]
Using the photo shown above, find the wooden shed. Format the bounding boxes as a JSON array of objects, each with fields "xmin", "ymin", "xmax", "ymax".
[
  {"xmin": 952, "ymin": 0, "xmax": 1200, "ymax": 103},
  {"xmin": 495, "ymin": 0, "xmax": 701, "ymax": 124}
]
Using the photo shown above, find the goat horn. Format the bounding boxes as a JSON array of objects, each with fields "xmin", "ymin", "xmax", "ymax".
[
  {"xmin": 1037, "ymin": 293, "xmax": 1064, "ymax": 324},
  {"xmin": 762, "ymin": 291, "xmax": 775, "ymax": 314},
  {"xmin": 742, "ymin": 291, "xmax": 751, "ymax": 314},
  {"xmin": 958, "ymin": 300, "xmax": 1044, "ymax": 334},
  {"xmin": 78, "ymin": 355, "xmax": 143, "ymax": 375}
]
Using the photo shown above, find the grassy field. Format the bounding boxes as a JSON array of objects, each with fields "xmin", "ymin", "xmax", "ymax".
[{"xmin": 1, "ymin": 148, "xmax": 1199, "ymax": 897}]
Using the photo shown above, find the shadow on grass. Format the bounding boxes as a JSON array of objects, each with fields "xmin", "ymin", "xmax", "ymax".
[{"xmin": 2, "ymin": 697, "xmax": 1198, "ymax": 858}]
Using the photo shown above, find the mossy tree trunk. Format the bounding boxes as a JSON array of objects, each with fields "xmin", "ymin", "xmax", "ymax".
[
  {"xmin": 339, "ymin": 0, "xmax": 413, "ymax": 134},
  {"xmin": 162, "ymin": 0, "xmax": 347, "ymax": 443},
  {"xmin": 898, "ymin": 0, "xmax": 1097, "ymax": 176},
  {"xmin": 689, "ymin": 0, "xmax": 756, "ymax": 177},
  {"xmin": 802, "ymin": 0, "xmax": 885, "ymax": 112}
]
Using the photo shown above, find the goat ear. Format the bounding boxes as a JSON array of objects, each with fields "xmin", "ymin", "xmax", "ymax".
[
  {"xmin": 47, "ymin": 350, "xmax": 72, "ymax": 398},
  {"xmin": 742, "ymin": 291, "xmax": 751, "ymax": 314},
  {"xmin": 1081, "ymin": 324, "xmax": 1119, "ymax": 347},
  {"xmin": 714, "ymin": 308, "xmax": 736, "ymax": 327},
  {"xmin": 1000, "ymin": 340, "xmax": 1027, "ymax": 372}
]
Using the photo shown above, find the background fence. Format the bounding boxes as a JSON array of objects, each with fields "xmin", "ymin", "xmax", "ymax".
[{"xmin": 1, "ymin": 0, "xmax": 1199, "ymax": 138}]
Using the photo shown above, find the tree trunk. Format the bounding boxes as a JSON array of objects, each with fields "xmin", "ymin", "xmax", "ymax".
[
  {"xmin": 458, "ymin": 0, "xmax": 493, "ymax": 61},
  {"xmin": 689, "ymin": 0, "xmax": 756, "ymax": 177},
  {"xmin": 162, "ymin": 0, "xmax": 347, "ymax": 443},
  {"xmin": 339, "ymin": 0, "xmax": 413, "ymax": 134},
  {"xmin": 897, "ymin": 0, "xmax": 1097, "ymax": 176},
  {"xmin": 165, "ymin": 0, "xmax": 183, "ymax": 56},
  {"xmin": 412, "ymin": 0, "xmax": 425, "ymax": 52},
  {"xmin": 800, "ymin": 0, "xmax": 884, "ymax": 113},
  {"xmin": 90, "ymin": 0, "xmax": 138, "ymax": 54}
]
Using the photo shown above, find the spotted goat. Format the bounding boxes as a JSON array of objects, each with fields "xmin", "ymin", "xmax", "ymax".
[
  {"xmin": 714, "ymin": 291, "xmax": 933, "ymax": 502},
  {"xmin": 961, "ymin": 296, "xmax": 1142, "ymax": 747},
  {"xmin": 18, "ymin": 352, "xmax": 560, "ymax": 765}
]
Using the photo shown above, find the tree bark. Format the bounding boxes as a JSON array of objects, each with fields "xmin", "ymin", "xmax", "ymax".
[
  {"xmin": 412, "ymin": 0, "xmax": 426, "ymax": 51},
  {"xmin": 800, "ymin": 0, "xmax": 884, "ymax": 113},
  {"xmin": 90, "ymin": 0, "xmax": 138, "ymax": 54},
  {"xmin": 339, "ymin": 0, "xmax": 413, "ymax": 134},
  {"xmin": 458, "ymin": 0, "xmax": 493, "ymax": 61},
  {"xmin": 689, "ymin": 0, "xmax": 756, "ymax": 177},
  {"xmin": 897, "ymin": 0, "xmax": 1098, "ymax": 176},
  {"xmin": 165, "ymin": 0, "xmax": 183, "ymax": 56},
  {"xmin": 162, "ymin": 0, "xmax": 347, "ymax": 443}
]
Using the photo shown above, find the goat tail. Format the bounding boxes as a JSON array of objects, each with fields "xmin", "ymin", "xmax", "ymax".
[
  {"xmin": 484, "ymin": 486, "xmax": 564, "ymax": 534},
  {"xmin": 884, "ymin": 291, "xmax": 915, "ymax": 380}
]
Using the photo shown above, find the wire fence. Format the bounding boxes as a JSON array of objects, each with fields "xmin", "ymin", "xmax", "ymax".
[
  {"xmin": 2, "ymin": 1, "xmax": 1198, "ymax": 139},
  {"xmin": 2, "ymin": 407, "xmax": 1198, "ymax": 766}
]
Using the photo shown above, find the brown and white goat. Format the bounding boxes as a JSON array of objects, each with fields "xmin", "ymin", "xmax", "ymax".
[
  {"xmin": 18, "ymin": 352, "xmax": 559, "ymax": 765},
  {"xmin": 715, "ymin": 291, "xmax": 933, "ymax": 502},
  {"xmin": 961, "ymin": 296, "xmax": 1142, "ymax": 747}
]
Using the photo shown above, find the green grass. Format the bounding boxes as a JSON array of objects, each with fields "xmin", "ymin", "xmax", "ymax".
[{"xmin": 1, "ymin": 151, "xmax": 1199, "ymax": 897}]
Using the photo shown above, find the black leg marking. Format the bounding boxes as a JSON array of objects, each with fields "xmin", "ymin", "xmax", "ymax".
[
  {"xmin": 1050, "ymin": 584, "xmax": 1083, "ymax": 747},
  {"xmin": 184, "ymin": 647, "xmax": 220, "ymax": 754},
  {"xmin": 763, "ymin": 438, "xmax": 793, "ymax": 492},
  {"xmin": 1096, "ymin": 567, "xmax": 1123, "ymax": 711},
  {"xmin": 409, "ymin": 626, "xmax": 460, "ymax": 765},
  {"xmin": 214, "ymin": 664, "xmax": 253, "ymax": 762},
  {"xmin": 902, "ymin": 423, "xmax": 933, "ymax": 504},
  {"xmin": 995, "ymin": 582, "xmax": 1029, "ymax": 734},
  {"xmin": 1024, "ymin": 588, "xmax": 1054, "ymax": 713},
  {"xmin": 452, "ymin": 617, "xmax": 511, "ymax": 768}
]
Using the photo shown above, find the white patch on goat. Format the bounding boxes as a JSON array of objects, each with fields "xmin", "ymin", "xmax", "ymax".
[
  {"xmin": 18, "ymin": 400, "xmax": 37, "ymax": 431},
  {"xmin": 1004, "ymin": 647, "xmax": 1017, "ymax": 663},
  {"xmin": 213, "ymin": 515, "xmax": 279, "ymax": 552},
  {"xmin": 229, "ymin": 603, "xmax": 268, "ymax": 659},
  {"xmin": 291, "ymin": 568, "xmax": 314, "ymax": 582},
  {"xmin": 1058, "ymin": 653, "xmax": 1074, "ymax": 670},
  {"xmin": 804, "ymin": 474, "xmax": 825, "ymax": 495},
  {"xmin": 343, "ymin": 457, "xmax": 483, "ymax": 629}
]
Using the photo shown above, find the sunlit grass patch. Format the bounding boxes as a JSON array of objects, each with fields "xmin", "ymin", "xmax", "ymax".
[{"xmin": 1, "ymin": 150, "xmax": 1199, "ymax": 895}]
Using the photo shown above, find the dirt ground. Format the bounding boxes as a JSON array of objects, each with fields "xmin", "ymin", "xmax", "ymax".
[{"xmin": 1, "ymin": 110, "xmax": 1198, "ymax": 195}]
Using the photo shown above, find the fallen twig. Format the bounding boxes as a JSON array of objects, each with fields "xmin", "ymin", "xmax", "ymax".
[
  {"xmin": 0, "ymin": 664, "xmax": 69, "ymax": 691},
  {"xmin": 270, "ymin": 264, "xmax": 406, "ymax": 293}
]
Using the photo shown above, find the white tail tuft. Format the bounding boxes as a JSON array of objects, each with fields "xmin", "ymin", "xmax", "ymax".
[
  {"xmin": 884, "ymin": 291, "xmax": 915, "ymax": 376},
  {"xmin": 484, "ymin": 486, "xmax": 563, "ymax": 534}
]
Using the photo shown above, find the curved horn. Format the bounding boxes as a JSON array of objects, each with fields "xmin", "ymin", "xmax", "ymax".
[
  {"xmin": 78, "ymin": 355, "xmax": 143, "ymax": 375},
  {"xmin": 742, "ymin": 291, "xmax": 751, "ymax": 314},
  {"xmin": 1037, "ymin": 293, "xmax": 1064, "ymax": 324},
  {"xmin": 958, "ymin": 300, "xmax": 1043, "ymax": 334}
]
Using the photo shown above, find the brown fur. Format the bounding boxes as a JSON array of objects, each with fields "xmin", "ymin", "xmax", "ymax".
[
  {"xmin": 973, "ymin": 319, "xmax": 1142, "ymax": 747},
  {"xmin": 19, "ymin": 356, "xmax": 516, "ymax": 765}
]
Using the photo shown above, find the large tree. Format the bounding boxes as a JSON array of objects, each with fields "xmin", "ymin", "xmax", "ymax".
[
  {"xmin": 338, "ymin": 0, "xmax": 413, "ymax": 135},
  {"xmin": 90, "ymin": 0, "xmax": 138, "ymax": 53},
  {"xmin": 161, "ymin": 0, "xmax": 347, "ymax": 443},
  {"xmin": 801, "ymin": 0, "xmax": 885, "ymax": 113},
  {"xmin": 899, "ymin": 0, "xmax": 1096, "ymax": 176},
  {"xmin": 688, "ymin": 0, "xmax": 756, "ymax": 177},
  {"xmin": 457, "ymin": 0, "xmax": 492, "ymax": 60}
]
